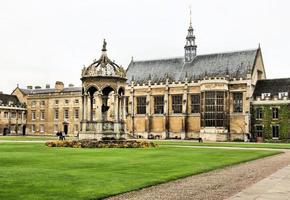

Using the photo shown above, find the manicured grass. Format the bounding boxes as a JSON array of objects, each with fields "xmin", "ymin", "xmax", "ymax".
[
  {"xmin": 0, "ymin": 136, "xmax": 61, "ymax": 141},
  {"xmin": 155, "ymin": 140, "xmax": 290, "ymax": 149},
  {"xmin": 0, "ymin": 143, "xmax": 280, "ymax": 200}
]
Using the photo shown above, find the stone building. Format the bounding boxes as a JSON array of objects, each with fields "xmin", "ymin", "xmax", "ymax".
[
  {"xmin": 11, "ymin": 18, "xmax": 270, "ymax": 141},
  {"xmin": 0, "ymin": 93, "xmax": 26, "ymax": 135},
  {"xmin": 124, "ymin": 21, "xmax": 266, "ymax": 141},
  {"xmin": 251, "ymin": 78, "xmax": 290, "ymax": 141},
  {"xmin": 12, "ymin": 82, "xmax": 82, "ymax": 136},
  {"xmin": 79, "ymin": 39, "xmax": 127, "ymax": 140}
]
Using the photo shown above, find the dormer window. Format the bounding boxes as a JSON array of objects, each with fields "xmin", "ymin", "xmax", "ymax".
[
  {"xmin": 278, "ymin": 92, "xmax": 288, "ymax": 99},
  {"xmin": 261, "ymin": 93, "xmax": 271, "ymax": 100},
  {"xmin": 8, "ymin": 101, "xmax": 14, "ymax": 106}
]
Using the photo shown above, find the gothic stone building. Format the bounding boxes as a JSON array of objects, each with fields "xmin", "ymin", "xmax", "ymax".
[
  {"xmin": 251, "ymin": 78, "xmax": 290, "ymax": 141},
  {"xmin": 0, "ymin": 93, "xmax": 26, "ymax": 135},
  {"xmin": 124, "ymin": 22, "xmax": 266, "ymax": 141},
  {"xmin": 11, "ymin": 21, "xmax": 267, "ymax": 141}
]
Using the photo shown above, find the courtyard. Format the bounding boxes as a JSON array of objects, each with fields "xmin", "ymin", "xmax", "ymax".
[{"xmin": 0, "ymin": 140, "xmax": 282, "ymax": 200}]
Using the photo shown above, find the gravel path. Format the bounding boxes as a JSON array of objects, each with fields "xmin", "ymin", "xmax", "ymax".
[{"xmin": 106, "ymin": 151, "xmax": 290, "ymax": 200}]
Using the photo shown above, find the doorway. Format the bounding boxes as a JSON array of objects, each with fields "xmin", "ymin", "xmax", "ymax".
[
  {"xmin": 22, "ymin": 125, "xmax": 26, "ymax": 135},
  {"xmin": 64, "ymin": 124, "xmax": 68, "ymax": 135}
]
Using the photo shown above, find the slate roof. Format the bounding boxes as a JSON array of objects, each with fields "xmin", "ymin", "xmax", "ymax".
[
  {"xmin": 19, "ymin": 87, "xmax": 82, "ymax": 95},
  {"xmin": 0, "ymin": 94, "xmax": 22, "ymax": 106},
  {"xmin": 253, "ymin": 78, "xmax": 290, "ymax": 97},
  {"xmin": 126, "ymin": 49, "xmax": 258, "ymax": 83}
]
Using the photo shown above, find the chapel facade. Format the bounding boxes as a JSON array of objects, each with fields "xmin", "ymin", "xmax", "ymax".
[{"xmin": 124, "ymin": 21, "xmax": 266, "ymax": 141}]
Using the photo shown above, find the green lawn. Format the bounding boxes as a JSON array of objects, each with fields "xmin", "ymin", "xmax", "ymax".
[
  {"xmin": 0, "ymin": 143, "xmax": 280, "ymax": 200},
  {"xmin": 155, "ymin": 140, "xmax": 290, "ymax": 149},
  {"xmin": 0, "ymin": 136, "xmax": 61, "ymax": 141}
]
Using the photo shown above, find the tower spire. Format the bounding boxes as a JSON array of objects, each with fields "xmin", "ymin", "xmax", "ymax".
[{"xmin": 184, "ymin": 6, "xmax": 197, "ymax": 62}]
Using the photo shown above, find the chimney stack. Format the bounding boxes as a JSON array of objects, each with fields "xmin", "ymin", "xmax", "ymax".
[
  {"xmin": 46, "ymin": 84, "xmax": 50, "ymax": 89},
  {"xmin": 35, "ymin": 86, "xmax": 41, "ymax": 89},
  {"xmin": 55, "ymin": 81, "xmax": 64, "ymax": 92},
  {"xmin": 68, "ymin": 84, "xmax": 74, "ymax": 87},
  {"xmin": 27, "ymin": 86, "xmax": 33, "ymax": 89}
]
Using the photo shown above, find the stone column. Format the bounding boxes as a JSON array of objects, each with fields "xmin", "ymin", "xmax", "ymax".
[
  {"xmin": 181, "ymin": 83, "xmax": 188, "ymax": 139},
  {"xmin": 164, "ymin": 81, "xmax": 169, "ymax": 139},
  {"xmin": 90, "ymin": 95, "xmax": 94, "ymax": 121},
  {"xmin": 122, "ymin": 96, "xmax": 126, "ymax": 121},
  {"xmin": 114, "ymin": 94, "xmax": 119, "ymax": 122},
  {"xmin": 83, "ymin": 93, "xmax": 88, "ymax": 121},
  {"xmin": 96, "ymin": 92, "xmax": 103, "ymax": 121}
]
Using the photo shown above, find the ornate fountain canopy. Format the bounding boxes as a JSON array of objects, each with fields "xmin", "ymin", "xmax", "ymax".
[{"xmin": 81, "ymin": 39, "xmax": 126, "ymax": 79}]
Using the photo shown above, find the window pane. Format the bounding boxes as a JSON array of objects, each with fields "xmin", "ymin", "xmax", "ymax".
[
  {"xmin": 172, "ymin": 95, "xmax": 182, "ymax": 113},
  {"xmin": 137, "ymin": 96, "xmax": 146, "ymax": 114},
  {"xmin": 191, "ymin": 94, "xmax": 200, "ymax": 113},
  {"xmin": 154, "ymin": 96, "xmax": 164, "ymax": 114}
]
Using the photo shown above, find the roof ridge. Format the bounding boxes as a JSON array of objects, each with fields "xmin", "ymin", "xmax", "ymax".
[
  {"xmin": 197, "ymin": 48, "xmax": 258, "ymax": 57},
  {"xmin": 133, "ymin": 56, "xmax": 183, "ymax": 63}
]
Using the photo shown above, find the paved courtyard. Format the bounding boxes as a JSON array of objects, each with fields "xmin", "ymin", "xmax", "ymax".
[{"xmin": 229, "ymin": 164, "xmax": 290, "ymax": 200}]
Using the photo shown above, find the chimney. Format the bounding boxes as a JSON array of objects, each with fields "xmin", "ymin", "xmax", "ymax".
[
  {"xmin": 55, "ymin": 81, "xmax": 64, "ymax": 91},
  {"xmin": 46, "ymin": 84, "xmax": 50, "ymax": 89},
  {"xmin": 68, "ymin": 84, "xmax": 74, "ymax": 87},
  {"xmin": 35, "ymin": 86, "xmax": 41, "ymax": 89},
  {"xmin": 27, "ymin": 86, "xmax": 33, "ymax": 89}
]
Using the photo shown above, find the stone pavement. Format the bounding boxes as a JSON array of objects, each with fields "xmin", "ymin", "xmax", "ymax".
[{"xmin": 228, "ymin": 165, "xmax": 290, "ymax": 200}]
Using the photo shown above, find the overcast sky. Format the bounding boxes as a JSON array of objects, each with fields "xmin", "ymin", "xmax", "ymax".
[{"xmin": 1, "ymin": 0, "xmax": 290, "ymax": 94}]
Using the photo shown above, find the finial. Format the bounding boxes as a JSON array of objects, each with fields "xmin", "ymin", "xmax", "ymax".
[
  {"xmin": 131, "ymin": 56, "xmax": 134, "ymax": 62},
  {"xmin": 102, "ymin": 39, "xmax": 107, "ymax": 51},
  {"xmin": 258, "ymin": 43, "xmax": 261, "ymax": 49},
  {"xmin": 189, "ymin": 5, "xmax": 192, "ymax": 27},
  {"xmin": 17, "ymin": 83, "xmax": 19, "ymax": 88}
]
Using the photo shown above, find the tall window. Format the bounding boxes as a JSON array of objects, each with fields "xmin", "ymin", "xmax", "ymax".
[
  {"xmin": 64, "ymin": 109, "xmax": 69, "ymax": 120},
  {"xmin": 54, "ymin": 109, "xmax": 59, "ymax": 120},
  {"xmin": 256, "ymin": 107, "xmax": 263, "ymax": 119},
  {"xmin": 40, "ymin": 110, "xmax": 45, "ymax": 120},
  {"xmin": 172, "ymin": 95, "xmax": 182, "ymax": 113},
  {"xmin": 203, "ymin": 91, "xmax": 225, "ymax": 127},
  {"xmin": 40, "ymin": 125, "xmax": 44, "ymax": 133},
  {"xmin": 272, "ymin": 125, "xmax": 280, "ymax": 138},
  {"xmin": 31, "ymin": 125, "xmax": 35, "ymax": 133},
  {"xmin": 191, "ymin": 94, "xmax": 200, "ymax": 113},
  {"xmin": 256, "ymin": 125, "xmax": 263, "ymax": 137},
  {"xmin": 40, "ymin": 101, "xmax": 45, "ymax": 106},
  {"xmin": 137, "ymin": 96, "xmax": 146, "ymax": 114},
  {"xmin": 74, "ymin": 109, "xmax": 79, "ymax": 119},
  {"xmin": 65, "ymin": 99, "xmax": 69, "ymax": 105},
  {"xmin": 154, "ymin": 96, "xmax": 164, "ymax": 114},
  {"xmin": 32, "ymin": 101, "xmax": 36, "ymax": 107},
  {"xmin": 55, "ymin": 100, "xmax": 59, "ymax": 105},
  {"xmin": 32, "ymin": 111, "xmax": 36, "ymax": 120},
  {"xmin": 75, "ymin": 99, "xmax": 79, "ymax": 104},
  {"xmin": 11, "ymin": 112, "xmax": 16, "ymax": 118},
  {"xmin": 272, "ymin": 107, "xmax": 279, "ymax": 119},
  {"xmin": 4, "ymin": 112, "xmax": 8, "ymax": 119},
  {"xmin": 233, "ymin": 92, "xmax": 243, "ymax": 113}
]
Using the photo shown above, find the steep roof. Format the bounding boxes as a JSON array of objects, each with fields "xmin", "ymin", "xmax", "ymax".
[
  {"xmin": 253, "ymin": 78, "xmax": 290, "ymax": 97},
  {"xmin": 0, "ymin": 94, "xmax": 22, "ymax": 106},
  {"xmin": 126, "ymin": 49, "xmax": 258, "ymax": 83},
  {"xmin": 19, "ymin": 87, "xmax": 82, "ymax": 95}
]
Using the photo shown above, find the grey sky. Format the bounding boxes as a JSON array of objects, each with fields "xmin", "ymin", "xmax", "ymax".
[{"xmin": 0, "ymin": 0, "xmax": 289, "ymax": 94}]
